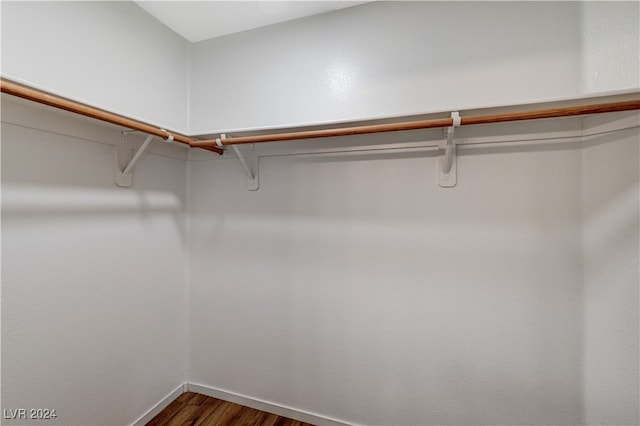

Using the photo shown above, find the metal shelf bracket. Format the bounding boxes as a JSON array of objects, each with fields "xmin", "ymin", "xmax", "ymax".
[
  {"xmin": 115, "ymin": 133, "xmax": 154, "ymax": 187},
  {"xmin": 438, "ymin": 111, "xmax": 460, "ymax": 188},
  {"xmin": 223, "ymin": 134, "xmax": 259, "ymax": 191}
]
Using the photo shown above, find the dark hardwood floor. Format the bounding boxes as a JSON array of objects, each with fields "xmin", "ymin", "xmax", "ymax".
[{"xmin": 145, "ymin": 392, "xmax": 315, "ymax": 426}]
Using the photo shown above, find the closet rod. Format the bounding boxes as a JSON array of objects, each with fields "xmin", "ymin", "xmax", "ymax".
[
  {"xmin": 0, "ymin": 79, "xmax": 224, "ymax": 155},
  {"xmin": 191, "ymin": 98, "xmax": 640, "ymax": 148}
]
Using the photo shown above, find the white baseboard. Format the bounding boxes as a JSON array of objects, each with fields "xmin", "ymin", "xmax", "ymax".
[
  {"xmin": 130, "ymin": 384, "xmax": 186, "ymax": 426},
  {"xmin": 187, "ymin": 382, "xmax": 352, "ymax": 426}
]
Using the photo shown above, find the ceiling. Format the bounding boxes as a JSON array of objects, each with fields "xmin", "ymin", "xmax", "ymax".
[{"xmin": 135, "ymin": 1, "xmax": 370, "ymax": 43}]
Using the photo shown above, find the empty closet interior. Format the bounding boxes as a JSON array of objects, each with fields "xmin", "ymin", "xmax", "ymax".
[{"xmin": 1, "ymin": 2, "xmax": 639, "ymax": 426}]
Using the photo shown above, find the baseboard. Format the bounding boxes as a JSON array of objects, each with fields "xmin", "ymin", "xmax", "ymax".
[
  {"xmin": 187, "ymin": 382, "xmax": 352, "ymax": 426},
  {"xmin": 130, "ymin": 383, "xmax": 186, "ymax": 426}
]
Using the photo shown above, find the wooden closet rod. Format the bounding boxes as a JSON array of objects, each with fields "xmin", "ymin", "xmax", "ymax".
[
  {"xmin": 4, "ymin": 78, "xmax": 637, "ymax": 152},
  {"xmin": 191, "ymin": 98, "xmax": 640, "ymax": 148},
  {"xmin": 0, "ymin": 79, "xmax": 224, "ymax": 155}
]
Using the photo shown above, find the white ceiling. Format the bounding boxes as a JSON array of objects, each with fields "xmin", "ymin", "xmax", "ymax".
[{"xmin": 135, "ymin": 1, "xmax": 370, "ymax": 43}]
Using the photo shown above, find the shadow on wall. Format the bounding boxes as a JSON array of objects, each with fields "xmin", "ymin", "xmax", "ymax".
[{"xmin": 1, "ymin": 115, "xmax": 188, "ymax": 244}]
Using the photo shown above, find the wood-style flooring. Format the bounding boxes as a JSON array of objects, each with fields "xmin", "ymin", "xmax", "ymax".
[{"xmin": 145, "ymin": 392, "xmax": 315, "ymax": 426}]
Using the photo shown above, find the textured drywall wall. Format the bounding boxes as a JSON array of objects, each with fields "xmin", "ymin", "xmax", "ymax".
[
  {"xmin": 1, "ymin": 1, "xmax": 190, "ymax": 132},
  {"xmin": 581, "ymin": 1, "xmax": 640, "ymax": 94},
  {"xmin": 188, "ymin": 122, "xmax": 586, "ymax": 425},
  {"xmin": 1, "ymin": 97, "xmax": 189, "ymax": 425},
  {"xmin": 189, "ymin": 1, "xmax": 590, "ymax": 133},
  {"xmin": 581, "ymin": 118, "xmax": 640, "ymax": 424}
]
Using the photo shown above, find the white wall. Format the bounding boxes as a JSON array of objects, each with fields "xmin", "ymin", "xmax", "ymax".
[
  {"xmin": 1, "ymin": 97, "xmax": 189, "ymax": 425},
  {"xmin": 189, "ymin": 1, "xmax": 639, "ymax": 135},
  {"xmin": 1, "ymin": 1, "xmax": 190, "ymax": 132},
  {"xmin": 188, "ymin": 120, "xmax": 591, "ymax": 425},
  {"xmin": 581, "ymin": 1, "xmax": 640, "ymax": 94},
  {"xmin": 3, "ymin": 101, "xmax": 637, "ymax": 426},
  {"xmin": 581, "ymin": 115, "xmax": 640, "ymax": 424}
]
